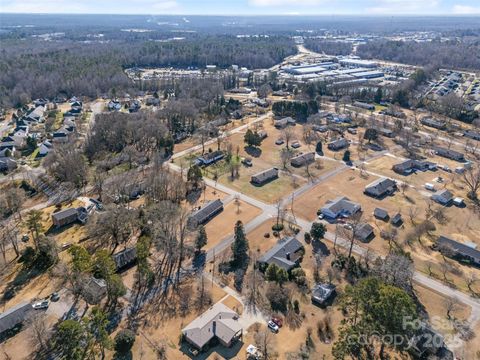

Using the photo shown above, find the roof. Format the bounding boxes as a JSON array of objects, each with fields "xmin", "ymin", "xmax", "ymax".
[
  {"xmin": 52, "ymin": 208, "xmax": 78, "ymax": 221},
  {"xmin": 251, "ymin": 168, "xmax": 278, "ymax": 184},
  {"xmin": 374, "ymin": 208, "xmax": 389, "ymax": 219},
  {"xmin": 432, "ymin": 189, "xmax": 453, "ymax": 202},
  {"xmin": 0, "ymin": 302, "xmax": 33, "ymax": 333},
  {"xmin": 199, "ymin": 150, "xmax": 224, "ymax": 162},
  {"xmin": 356, "ymin": 223, "xmax": 374, "ymax": 241},
  {"xmin": 113, "ymin": 247, "xmax": 137, "ymax": 270},
  {"xmin": 291, "ymin": 152, "xmax": 315, "ymax": 166},
  {"xmin": 322, "ymin": 196, "xmax": 360, "ymax": 216},
  {"xmin": 258, "ymin": 237, "xmax": 304, "ymax": 271},
  {"xmin": 328, "ymin": 138, "xmax": 349, "ymax": 149},
  {"xmin": 437, "ymin": 236, "xmax": 480, "ymax": 263},
  {"xmin": 434, "ymin": 146, "xmax": 464, "ymax": 160},
  {"xmin": 391, "ymin": 213, "xmax": 402, "ymax": 225},
  {"xmin": 182, "ymin": 303, "xmax": 241, "ymax": 349},
  {"xmin": 365, "ymin": 178, "xmax": 396, "ymax": 196},
  {"xmin": 189, "ymin": 199, "xmax": 223, "ymax": 225},
  {"xmin": 311, "ymin": 283, "xmax": 336, "ymax": 303}
]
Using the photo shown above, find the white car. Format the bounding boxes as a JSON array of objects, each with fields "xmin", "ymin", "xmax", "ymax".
[
  {"xmin": 33, "ymin": 300, "xmax": 49, "ymax": 310},
  {"xmin": 268, "ymin": 320, "xmax": 279, "ymax": 333}
]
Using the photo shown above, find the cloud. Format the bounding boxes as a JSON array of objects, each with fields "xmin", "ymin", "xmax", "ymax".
[
  {"xmin": 1, "ymin": 0, "xmax": 180, "ymax": 14},
  {"xmin": 368, "ymin": 0, "xmax": 440, "ymax": 14},
  {"xmin": 452, "ymin": 5, "xmax": 480, "ymax": 14},
  {"xmin": 249, "ymin": 0, "xmax": 327, "ymax": 7}
]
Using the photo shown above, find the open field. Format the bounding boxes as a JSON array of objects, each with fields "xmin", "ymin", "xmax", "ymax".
[{"xmin": 203, "ymin": 200, "xmax": 262, "ymax": 251}]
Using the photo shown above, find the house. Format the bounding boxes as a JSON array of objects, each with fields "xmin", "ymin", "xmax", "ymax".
[
  {"xmin": 421, "ymin": 117, "xmax": 446, "ymax": 130},
  {"xmin": 251, "ymin": 167, "xmax": 279, "ymax": 186},
  {"xmin": 145, "ymin": 97, "xmax": 160, "ymax": 106},
  {"xmin": 51, "ymin": 208, "xmax": 86, "ymax": 228},
  {"xmin": 25, "ymin": 106, "xmax": 45, "ymax": 122},
  {"xmin": 464, "ymin": 129, "xmax": 480, "ymax": 141},
  {"xmin": 52, "ymin": 129, "xmax": 69, "ymax": 143},
  {"xmin": 353, "ymin": 101, "xmax": 375, "ymax": 111},
  {"xmin": 113, "ymin": 247, "xmax": 137, "ymax": 272},
  {"xmin": 274, "ymin": 117, "xmax": 295, "ymax": 129},
  {"xmin": 408, "ymin": 323, "xmax": 446, "ymax": 358},
  {"xmin": 436, "ymin": 235, "xmax": 480, "ymax": 267},
  {"xmin": 321, "ymin": 196, "xmax": 361, "ymax": 219},
  {"xmin": 290, "ymin": 152, "xmax": 315, "ymax": 167},
  {"xmin": 188, "ymin": 199, "xmax": 224, "ymax": 228},
  {"xmin": 311, "ymin": 283, "xmax": 336, "ymax": 307},
  {"xmin": 82, "ymin": 277, "xmax": 108, "ymax": 305},
  {"xmin": 182, "ymin": 303, "xmax": 242, "ymax": 351},
  {"xmin": 391, "ymin": 213, "xmax": 403, "ymax": 226},
  {"xmin": 38, "ymin": 140, "xmax": 53, "ymax": 157},
  {"xmin": 327, "ymin": 138, "xmax": 349, "ymax": 151},
  {"xmin": 108, "ymin": 100, "xmax": 122, "ymax": 111},
  {"xmin": 431, "ymin": 189, "xmax": 453, "ymax": 205},
  {"xmin": 195, "ymin": 151, "xmax": 224, "ymax": 166},
  {"xmin": 257, "ymin": 237, "xmax": 304, "ymax": 272},
  {"xmin": 373, "ymin": 208, "xmax": 389, "ymax": 221},
  {"xmin": 0, "ymin": 302, "xmax": 33, "ymax": 335},
  {"xmin": 355, "ymin": 223, "xmax": 375, "ymax": 242},
  {"xmin": 392, "ymin": 159, "xmax": 436, "ymax": 175},
  {"xmin": 0, "ymin": 157, "xmax": 18, "ymax": 173},
  {"xmin": 364, "ymin": 178, "xmax": 396, "ymax": 198},
  {"xmin": 434, "ymin": 146, "xmax": 465, "ymax": 162},
  {"xmin": 377, "ymin": 127, "xmax": 394, "ymax": 138},
  {"xmin": 128, "ymin": 100, "xmax": 141, "ymax": 113}
]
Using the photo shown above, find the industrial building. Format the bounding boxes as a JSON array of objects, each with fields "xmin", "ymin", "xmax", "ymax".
[{"xmin": 339, "ymin": 58, "xmax": 378, "ymax": 68}]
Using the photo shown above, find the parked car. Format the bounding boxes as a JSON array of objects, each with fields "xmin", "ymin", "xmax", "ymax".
[
  {"xmin": 268, "ymin": 320, "xmax": 279, "ymax": 333},
  {"xmin": 50, "ymin": 292, "xmax": 60, "ymax": 302},
  {"xmin": 33, "ymin": 300, "xmax": 49, "ymax": 310},
  {"xmin": 271, "ymin": 316, "xmax": 283, "ymax": 328},
  {"xmin": 275, "ymin": 139, "xmax": 284, "ymax": 145},
  {"xmin": 291, "ymin": 142, "xmax": 301, "ymax": 149},
  {"xmin": 242, "ymin": 157, "xmax": 253, "ymax": 167}
]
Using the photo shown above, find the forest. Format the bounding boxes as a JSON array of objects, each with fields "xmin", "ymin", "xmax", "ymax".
[
  {"xmin": 303, "ymin": 39, "xmax": 353, "ymax": 56},
  {"xmin": 0, "ymin": 35, "xmax": 296, "ymax": 108},
  {"xmin": 357, "ymin": 39, "xmax": 480, "ymax": 71}
]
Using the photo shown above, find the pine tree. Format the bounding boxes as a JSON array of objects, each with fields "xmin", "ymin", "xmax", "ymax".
[
  {"xmin": 231, "ymin": 220, "xmax": 249, "ymax": 268},
  {"xmin": 195, "ymin": 225, "xmax": 208, "ymax": 253}
]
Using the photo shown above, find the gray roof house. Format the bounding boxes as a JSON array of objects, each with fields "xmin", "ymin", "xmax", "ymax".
[
  {"xmin": 431, "ymin": 189, "xmax": 454, "ymax": 205},
  {"xmin": 327, "ymin": 138, "xmax": 349, "ymax": 151},
  {"xmin": 82, "ymin": 277, "xmax": 108, "ymax": 305},
  {"xmin": 182, "ymin": 303, "xmax": 242, "ymax": 351},
  {"xmin": 188, "ymin": 199, "xmax": 223, "ymax": 228},
  {"xmin": 364, "ymin": 178, "xmax": 396, "ymax": 198},
  {"xmin": 392, "ymin": 159, "xmax": 436, "ymax": 175},
  {"xmin": 436, "ymin": 236, "xmax": 480, "ymax": 267},
  {"xmin": 195, "ymin": 150, "xmax": 224, "ymax": 166},
  {"xmin": 355, "ymin": 223, "xmax": 375, "ymax": 242},
  {"xmin": 391, "ymin": 213, "xmax": 403, "ymax": 226},
  {"xmin": 421, "ymin": 117, "xmax": 446, "ymax": 130},
  {"xmin": 290, "ymin": 152, "xmax": 315, "ymax": 167},
  {"xmin": 0, "ymin": 302, "xmax": 33, "ymax": 335},
  {"xmin": 258, "ymin": 237, "xmax": 304, "ymax": 271},
  {"xmin": 321, "ymin": 196, "xmax": 361, "ymax": 219},
  {"xmin": 434, "ymin": 147, "xmax": 465, "ymax": 162},
  {"xmin": 51, "ymin": 208, "xmax": 85, "ymax": 228},
  {"xmin": 113, "ymin": 247, "xmax": 137, "ymax": 272},
  {"xmin": 374, "ymin": 208, "xmax": 389, "ymax": 221},
  {"xmin": 251, "ymin": 167, "xmax": 279, "ymax": 186},
  {"xmin": 311, "ymin": 283, "xmax": 336, "ymax": 307},
  {"xmin": 274, "ymin": 117, "xmax": 295, "ymax": 129},
  {"xmin": 464, "ymin": 129, "xmax": 480, "ymax": 141}
]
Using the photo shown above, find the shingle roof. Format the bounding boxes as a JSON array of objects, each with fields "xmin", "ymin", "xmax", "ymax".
[
  {"xmin": 182, "ymin": 303, "xmax": 241, "ymax": 349},
  {"xmin": 189, "ymin": 199, "xmax": 223, "ymax": 225},
  {"xmin": 0, "ymin": 302, "xmax": 33, "ymax": 333},
  {"xmin": 365, "ymin": 178, "xmax": 396, "ymax": 197},
  {"xmin": 113, "ymin": 247, "xmax": 137, "ymax": 271},
  {"xmin": 322, "ymin": 196, "xmax": 360, "ymax": 216},
  {"xmin": 437, "ymin": 236, "xmax": 480, "ymax": 264},
  {"xmin": 52, "ymin": 208, "xmax": 78, "ymax": 221},
  {"xmin": 374, "ymin": 208, "xmax": 389, "ymax": 220},
  {"xmin": 251, "ymin": 168, "xmax": 278, "ymax": 184},
  {"xmin": 258, "ymin": 237, "xmax": 303, "ymax": 271}
]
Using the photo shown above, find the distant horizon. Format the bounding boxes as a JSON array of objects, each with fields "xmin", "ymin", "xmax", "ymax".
[{"xmin": 1, "ymin": 0, "xmax": 480, "ymax": 16}]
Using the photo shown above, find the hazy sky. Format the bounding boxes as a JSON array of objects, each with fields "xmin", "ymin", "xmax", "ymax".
[{"xmin": 1, "ymin": 0, "xmax": 480, "ymax": 15}]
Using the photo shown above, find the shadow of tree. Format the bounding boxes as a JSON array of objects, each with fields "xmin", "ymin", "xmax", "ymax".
[{"xmin": 244, "ymin": 146, "xmax": 262, "ymax": 158}]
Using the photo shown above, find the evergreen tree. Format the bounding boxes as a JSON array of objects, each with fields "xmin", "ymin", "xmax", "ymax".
[
  {"xmin": 342, "ymin": 150, "xmax": 351, "ymax": 163},
  {"xmin": 315, "ymin": 141, "xmax": 323, "ymax": 154},
  {"xmin": 231, "ymin": 220, "xmax": 249, "ymax": 268},
  {"xmin": 310, "ymin": 222, "xmax": 326, "ymax": 241},
  {"xmin": 195, "ymin": 225, "xmax": 208, "ymax": 253}
]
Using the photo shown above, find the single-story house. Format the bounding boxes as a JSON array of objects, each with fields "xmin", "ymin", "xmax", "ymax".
[
  {"xmin": 421, "ymin": 117, "xmax": 446, "ymax": 130},
  {"xmin": 25, "ymin": 106, "xmax": 45, "ymax": 123},
  {"xmin": 431, "ymin": 189, "xmax": 454, "ymax": 205},
  {"xmin": 251, "ymin": 167, "xmax": 279, "ymax": 186},
  {"xmin": 436, "ymin": 235, "xmax": 480, "ymax": 267},
  {"xmin": 408, "ymin": 323, "xmax": 445, "ymax": 358},
  {"xmin": 434, "ymin": 146, "xmax": 465, "ymax": 162},
  {"xmin": 108, "ymin": 100, "xmax": 122, "ymax": 111},
  {"xmin": 0, "ymin": 157, "xmax": 17, "ymax": 173},
  {"xmin": 391, "ymin": 213, "xmax": 403, "ymax": 226},
  {"xmin": 195, "ymin": 151, "xmax": 224, "ymax": 166},
  {"xmin": 321, "ymin": 196, "xmax": 361, "ymax": 219},
  {"xmin": 52, "ymin": 208, "xmax": 87, "ymax": 228},
  {"xmin": 188, "ymin": 199, "xmax": 224, "ymax": 228},
  {"xmin": 373, "ymin": 208, "xmax": 389, "ymax": 221},
  {"xmin": 311, "ymin": 283, "xmax": 336, "ymax": 307},
  {"xmin": 38, "ymin": 141, "xmax": 53, "ymax": 157},
  {"xmin": 274, "ymin": 117, "xmax": 295, "ymax": 129},
  {"xmin": 327, "ymin": 138, "xmax": 349, "ymax": 151},
  {"xmin": 0, "ymin": 302, "xmax": 33, "ymax": 335},
  {"xmin": 392, "ymin": 159, "xmax": 436, "ymax": 175},
  {"xmin": 355, "ymin": 223, "xmax": 375, "ymax": 242},
  {"xmin": 82, "ymin": 277, "xmax": 108, "ymax": 305},
  {"xmin": 353, "ymin": 101, "xmax": 375, "ymax": 111},
  {"xmin": 377, "ymin": 127, "xmax": 394, "ymax": 138},
  {"xmin": 257, "ymin": 237, "xmax": 304, "ymax": 272},
  {"xmin": 291, "ymin": 152, "xmax": 315, "ymax": 167},
  {"xmin": 182, "ymin": 303, "xmax": 242, "ymax": 351},
  {"xmin": 52, "ymin": 129, "xmax": 69, "ymax": 143},
  {"xmin": 464, "ymin": 129, "xmax": 480, "ymax": 141},
  {"xmin": 113, "ymin": 247, "xmax": 137, "ymax": 272},
  {"xmin": 364, "ymin": 178, "xmax": 396, "ymax": 198}
]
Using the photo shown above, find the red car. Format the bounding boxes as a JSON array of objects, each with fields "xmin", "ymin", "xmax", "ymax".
[{"xmin": 271, "ymin": 316, "xmax": 283, "ymax": 328}]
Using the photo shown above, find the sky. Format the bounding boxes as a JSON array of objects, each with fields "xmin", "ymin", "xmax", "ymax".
[{"xmin": 1, "ymin": 0, "xmax": 480, "ymax": 15}]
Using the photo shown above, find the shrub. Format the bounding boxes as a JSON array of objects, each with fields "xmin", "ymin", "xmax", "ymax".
[
  {"xmin": 272, "ymin": 223, "xmax": 284, "ymax": 232},
  {"xmin": 304, "ymin": 232, "xmax": 311, "ymax": 243},
  {"xmin": 114, "ymin": 329, "xmax": 136, "ymax": 354}
]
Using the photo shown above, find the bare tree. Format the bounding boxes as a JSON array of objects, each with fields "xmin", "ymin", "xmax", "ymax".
[
  {"xmin": 463, "ymin": 165, "xmax": 480, "ymax": 200},
  {"xmin": 444, "ymin": 296, "xmax": 460, "ymax": 320},
  {"xmin": 282, "ymin": 126, "xmax": 295, "ymax": 150}
]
